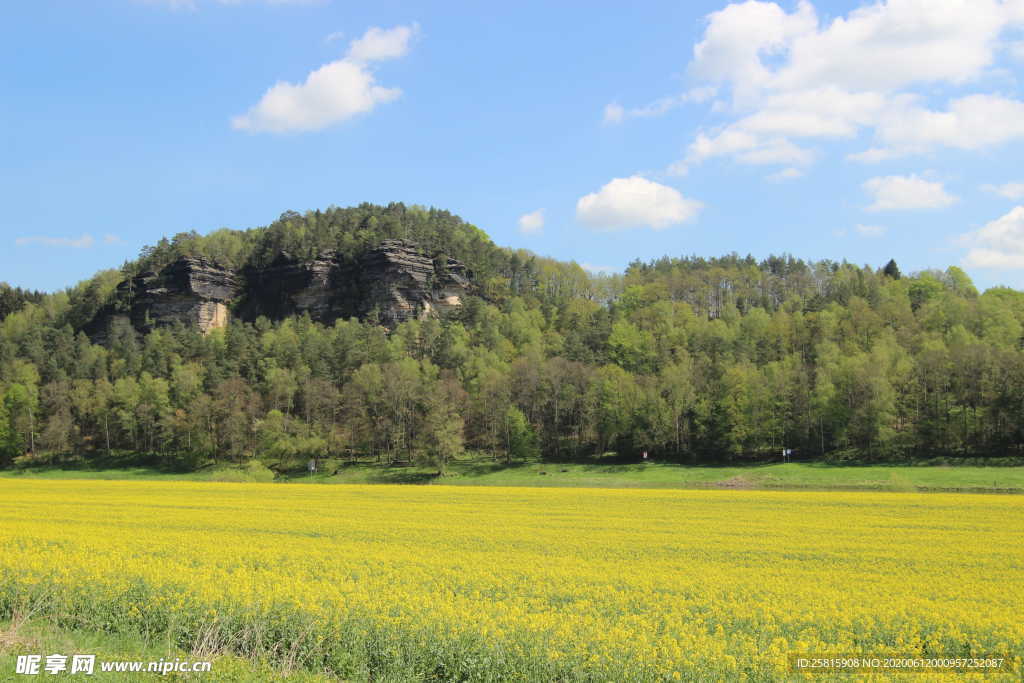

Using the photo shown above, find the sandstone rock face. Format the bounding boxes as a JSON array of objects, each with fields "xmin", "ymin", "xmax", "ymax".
[
  {"xmin": 238, "ymin": 252, "xmax": 349, "ymax": 325},
  {"xmin": 433, "ymin": 257, "xmax": 470, "ymax": 316},
  {"xmin": 86, "ymin": 257, "xmax": 241, "ymax": 341},
  {"xmin": 86, "ymin": 241, "xmax": 471, "ymax": 340},
  {"xmin": 240, "ymin": 240, "xmax": 473, "ymax": 327},
  {"xmin": 356, "ymin": 240, "xmax": 471, "ymax": 325},
  {"xmin": 126, "ymin": 257, "xmax": 240, "ymax": 335}
]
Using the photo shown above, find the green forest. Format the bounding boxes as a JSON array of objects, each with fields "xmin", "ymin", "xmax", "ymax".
[{"xmin": 2, "ymin": 202, "xmax": 1024, "ymax": 473}]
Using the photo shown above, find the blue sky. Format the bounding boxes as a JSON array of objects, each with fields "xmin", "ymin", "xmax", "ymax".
[{"xmin": 5, "ymin": 0, "xmax": 1024, "ymax": 292}]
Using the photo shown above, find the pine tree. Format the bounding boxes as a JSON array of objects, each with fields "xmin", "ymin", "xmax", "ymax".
[{"xmin": 883, "ymin": 259, "xmax": 902, "ymax": 280}]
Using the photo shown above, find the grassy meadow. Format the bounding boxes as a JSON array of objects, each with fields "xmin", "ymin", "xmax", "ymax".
[
  {"xmin": 0, "ymin": 479, "xmax": 1021, "ymax": 680},
  {"xmin": 2, "ymin": 459, "xmax": 1023, "ymax": 493},
  {"xmin": 0, "ymin": 619, "xmax": 331, "ymax": 682}
]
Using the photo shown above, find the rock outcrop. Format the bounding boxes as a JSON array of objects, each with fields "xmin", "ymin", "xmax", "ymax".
[
  {"xmin": 238, "ymin": 251, "xmax": 349, "ymax": 325},
  {"xmin": 356, "ymin": 240, "xmax": 470, "ymax": 326},
  {"xmin": 125, "ymin": 257, "xmax": 239, "ymax": 334},
  {"xmin": 85, "ymin": 257, "xmax": 240, "ymax": 342},
  {"xmin": 85, "ymin": 240, "xmax": 472, "ymax": 340}
]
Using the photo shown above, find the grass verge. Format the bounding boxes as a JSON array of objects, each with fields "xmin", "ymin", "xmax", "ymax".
[{"xmin": 1, "ymin": 460, "xmax": 1022, "ymax": 493}]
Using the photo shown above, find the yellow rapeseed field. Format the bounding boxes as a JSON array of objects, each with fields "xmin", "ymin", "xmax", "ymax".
[{"xmin": 0, "ymin": 480, "xmax": 1020, "ymax": 681}]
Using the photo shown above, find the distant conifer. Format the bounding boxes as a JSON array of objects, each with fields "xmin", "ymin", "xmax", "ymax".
[{"xmin": 883, "ymin": 258, "xmax": 902, "ymax": 280}]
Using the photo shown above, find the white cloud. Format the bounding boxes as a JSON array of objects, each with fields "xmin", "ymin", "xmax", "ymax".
[
  {"xmin": 960, "ymin": 205, "xmax": 1024, "ymax": 268},
  {"xmin": 603, "ymin": 102, "xmax": 625, "ymax": 125},
  {"xmin": 1010, "ymin": 0, "xmax": 1024, "ymax": 23},
  {"xmin": 576, "ymin": 176, "xmax": 703, "ymax": 231},
  {"xmin": 628, "ymin": 97, "xmax": 681, "ymax": 119},
  {"xmin": 982, "ymin": 181, "xmax": 1024, "ymax": 200},
  {"xmin": 517, "ymin": 209, "xmax": 545, "ymax": 235},
  {"xmin": 872, "ymin": 93, "xmax": 1024, "ymax": 156},
  {"xmin": 668, "ymin": 1, "xmax": 1024, "ymax": 172},
  {"xmin": 690, "ymin": 0, "xmax": 817, "ymax": 100},
  {"xmin": 847, "ymin": 147, "xmax": 903, "ymax": 163},
  {"xmin": 683, "ymin": 86, "xmax": 718, "ymax": 104},
  {"xmin": 346, "ymin": 24, "xmax": 417, "ymax": 63},
  {"xmin": 602, "ymin": 87, "xmax": 717, "ymax": 125},
  {"xmin": 324, "ymin": 31, "xmax": 345, "ymax": 44},
  {"xmin": 855, "ymin": 224, "xmax": 887, "ymax": 237},
  {"xmin": 16, "ymin": 235, "xmax": 96, "ymax": 249},
  {"xmin": 740, "ymin": 87, "xmax": 886, "ymax": 138},
  {"xmin": 766, "ymin": 167, "xmax": 803, "ymax": 182},
  {"xmin": 690, "ymin": 0, "xmax": 1007, "ymax": 96},
  {"xmin": 666, "ymin": 160, "xmax": 690, "ymax": 177},
  {"xmin": 232, "ymin": 25, "xmax": 414, "ymax": 133},
  {"xmin": 684, "ymin": 128, "xmax": 814, "ymax": 169},
  {"xmin": 232, "ymin": 62, "xmax": 400, "ymax": 133},
  {"xmin": 103, "ymin": 234, "xmax": 126, "ymax": 245},
  {"xmin": 771, "ymin": 0, "xmax": 1007, "ymax": 93},
  {"xmin": 863, "ymin": 174, "xmax": 957, "ymax": 211},
  {"xmin": 849, "ymin": 94, "xmax": 1024, "ymax": 161}
]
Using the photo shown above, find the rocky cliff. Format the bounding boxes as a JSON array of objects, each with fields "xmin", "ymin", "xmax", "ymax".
[
  {"xmin": 86, "ymin": 240, "xmax": 471, "ymax": 340},
  {"xmin": 238, "ymin": 251, "xmax": 349, "ymax": 325},
  {"xmin": 84, "ymin": 257, "xmax": 240, "ymax": 342},
  {"xmin": 357, "ymin": 240, "xmax": 470, "ymax": 326}
]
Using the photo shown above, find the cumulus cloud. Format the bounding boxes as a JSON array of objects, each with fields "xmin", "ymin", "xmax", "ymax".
[
  {"xmin": 682, "ymin": 129, "xmax": 814, "ymax": 171},
  {"xmin": 982, "ymin": 181, "xmax": 1024, "ymax": 200},
  {"xmin": 16, "ymin": 235, "xmax": 96, "ymax": 249},
  {"xmin": 232, "ymin": 24, "xmax": 415, "ymax": 133},
  {"xmin": 662, "ymin": 0, "xmax": 1024, "ymax": 172},
  {"xmin": 770, "ymin": 0, "xmax": 1007, "ymax": 93},
  {"xmin": 517, "ymin": 209, "xmax": 545, "ymax": 235},
  {"xmin": 739, "ymin": 87, "xmax": 887, "ymax": 138},
  {"xmin": 692, "ymin": 0, "xmax": 1009, "ymax": 96},
  {"xmin": 865, "ymin": 93, "xmax": 1024, "ymax": 158},
  {"xmin": 346, "ymin": 24, "xmax": 417, "ymax": 62},
  {"xmin": 576, "ymin": 176, "xmax": 703, "ymax": 231},
  {"xmin": 863, "ymin": 174, "xmax": 957, "ymax": 212},
  {"xmin": 855, "ymin": 224, "xmax": 887, "ymax": 237},
  {"xmin": 690, "ymin": 0, "xmax": 817, "ymax": 100},
  {"xmin": 960, "ymin": 206, "xmax": 1024, "ymax": 268},
  {"xmin": 846, "ymin": 91, "xmax": 1024, "ymax": 161}
]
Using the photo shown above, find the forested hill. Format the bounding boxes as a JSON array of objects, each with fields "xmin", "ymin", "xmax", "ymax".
[{"xmin": 2, "ymin": 202, "xmax": 1024, "ymax": 471}]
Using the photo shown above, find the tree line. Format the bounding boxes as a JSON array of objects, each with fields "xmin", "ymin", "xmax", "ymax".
[{"xmin": 2, "ymin": 207, "xmax": 1024, "ymax": 472}]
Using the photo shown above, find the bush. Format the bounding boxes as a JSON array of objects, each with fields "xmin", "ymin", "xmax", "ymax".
[
  {"xmin": 12, "ymin": 451, "xmax": 54, "ymax": 468},
  {"xmin": 244, "ymin": 460, "xmax": 276, "ymax": 482}
]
